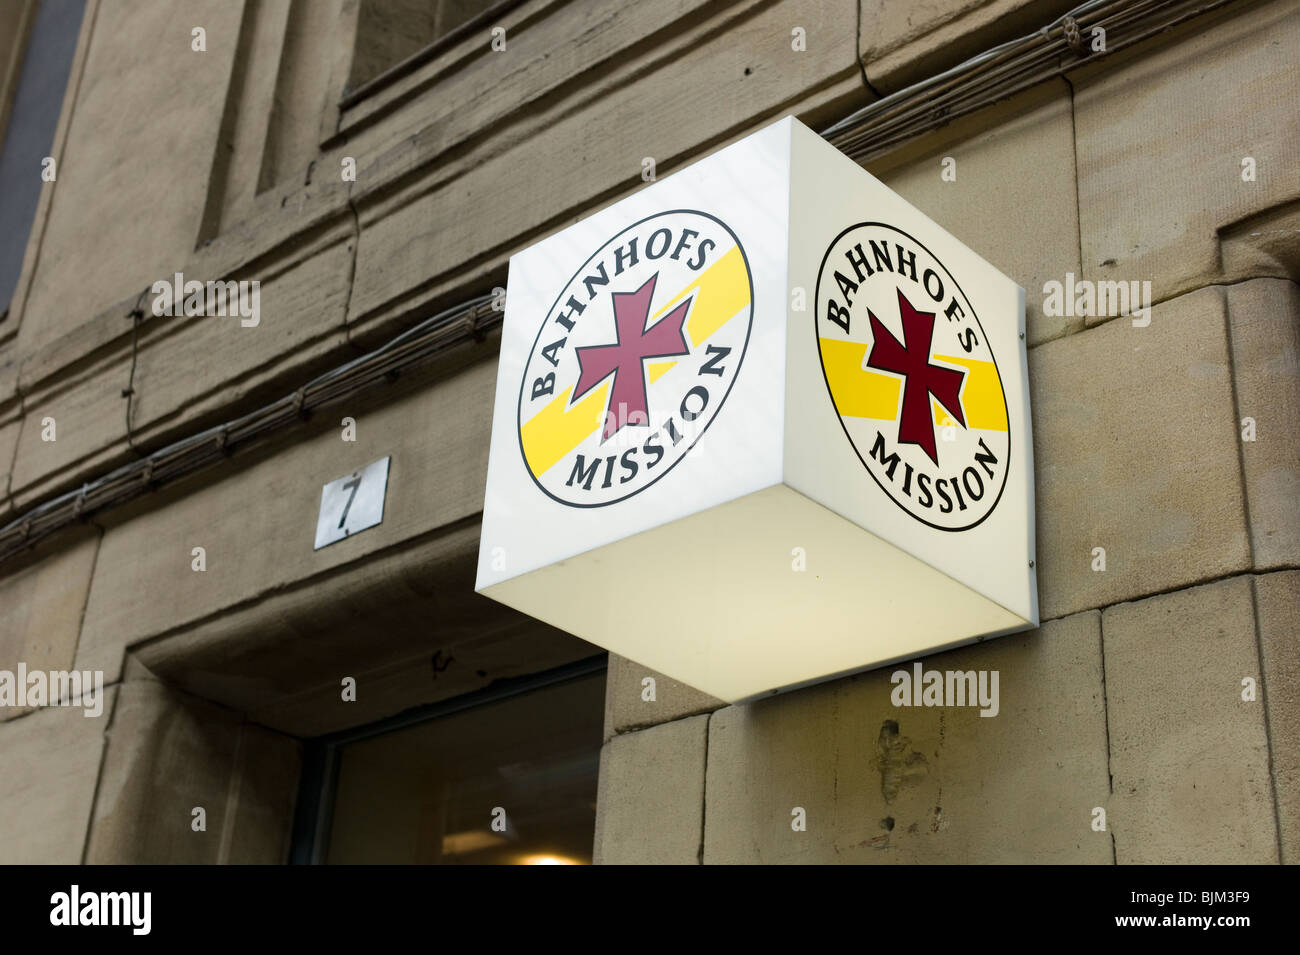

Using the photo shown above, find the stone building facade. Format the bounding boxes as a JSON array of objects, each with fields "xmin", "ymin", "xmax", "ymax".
[{"xmin": 0, "ymin": 0, "xmax": 1295, "ymax": 864}]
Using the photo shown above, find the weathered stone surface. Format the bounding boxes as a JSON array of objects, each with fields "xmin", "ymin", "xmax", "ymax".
[
  {"xmin": 343, "ymin": 0, "xmax": 717, "ymax": 161},
  {"xmin": 16, "ymin": 0, "xmax": 243, "ymax": 356},
  {"xmin": 1030, "ymin": 286, "xmax": 1250, "ymax": 620},
  {"xmin": 860, "ymin": 0, "xmax": 1077, "ymax": 91},
  {"xmin": 85, "ymin": 679, "xmax": 235, "ymax": 864},
  {"xmin": 0, "ymin": 529, "xmax": 98, "ymax": 721},
  {"xmin": 348, "ymin": 0, "xmax": 866, "ymax": 338},
  {"xmin": 1226, "ymin": 279, "xmax": 1300, "ymax": 570},
  {"xmin": 1103, "ymin": 577, "xmax": 1277, "ymax": 864},
  {"xmin": 11, "ymin": 227, "xmax": 356, "ymax": 509},
  {"xmin": 84, "ymin": 677, "xmax": 301, "ymax": 864},
  {"xmin": 0, "ymin": 413, "xmax": 19, "ymax": 514},
  {"xmin": 258, "ymin": 0, "xmax": 341, "ymax": 199},
  {"xmin": 133, "ymin": 523, "xmax": 598, "ymax": 738},
  {"xmin": 129, "ymin": 236, "xmax": 353, "ymax": 439},
  {"xmin": 9, "ymin": 353, "xmax": 135, "ymax": 509},
  {"xmin": 868, "ymin": 80, "xmax": 1080, "ymax": 345},
  {"xmin": 77, "ymin": 347, "xmax": 501, "ymax": 681},
  {"xmin": 1073, "ymin": 0, "xmax": 1300, "ymax": 307},
  {"xmin": 603, "ymin": 654, "xmax": 724, "ymax": 742},
  {"xmin": 205, "ymin": 0, "xmax": 295, "ymax": 236},
  {"xmin": 703, "ymin": 612, "xmax": 1110, "ymax": 863},
  {"xmin": 594, "ymin": 714, "xmax": 708, "ymax": 864},
  {"xmin": 0, "ymin": 689, "xmax": 115, "ymax": 863},
  {"xmin": 1255, "ymin": 570, "xmax": 1300, "ymax": 864},
  {"xmin": 1220, "ymin": 198, "xmax": 1300, "ymax": 281},
  {"xmin": 221, "ymin": 721, "xmax": 302, "ymax": 864}
]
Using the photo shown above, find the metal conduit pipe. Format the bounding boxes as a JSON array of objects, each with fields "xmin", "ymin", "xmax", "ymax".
[{"xmin": 823, "ymin": 0, "xmax": 1238, "ymax": 160}]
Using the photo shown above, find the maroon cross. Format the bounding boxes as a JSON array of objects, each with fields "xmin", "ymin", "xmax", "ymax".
[
  {"xmin": 865, "ymin": 288, "xmax": 966, "ymax": 465},
  {"xmin": 574, "ymin": 273, "xmax": 692, "ymax": 441}
]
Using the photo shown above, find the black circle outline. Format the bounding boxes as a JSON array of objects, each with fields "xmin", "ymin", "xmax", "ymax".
[
  {"xmin": 516, "ymin": 209, "xmax": 755, "ymax": 509},
  {"xmin": 813, "ymin": 221, "xmax": 1012, "ymax": 532}
]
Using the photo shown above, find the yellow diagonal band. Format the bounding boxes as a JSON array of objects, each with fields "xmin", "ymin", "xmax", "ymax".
[
  {"xmin": 819, "ymin": 340, "xmax": 1007, "ymax": 432},
  {"xmin": 520, "ymin": 246, "xmax": 751, "ymax": 476}
]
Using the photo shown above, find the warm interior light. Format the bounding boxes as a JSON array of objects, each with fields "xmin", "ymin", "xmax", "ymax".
[
  {"xmin": 441, "ymin": 830, "xmax": 505, "ymax": 855},
  {"xmin": 520, "ymin": 853, "xmax": 580, "ymax": 865}
]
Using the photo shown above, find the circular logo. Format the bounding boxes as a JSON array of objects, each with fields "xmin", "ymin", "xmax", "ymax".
[
  {"xmin": 517, "ymin": 210, "xmax": 754, "ymax": 507},
  {"xmin": 815, "ymin": 223, "xmax": 1010, "ymax": 531}
]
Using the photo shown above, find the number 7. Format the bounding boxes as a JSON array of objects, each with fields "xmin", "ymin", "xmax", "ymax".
[{"xmin": 338, "ymin": 475, "xmax": 362, "ymax": 529}]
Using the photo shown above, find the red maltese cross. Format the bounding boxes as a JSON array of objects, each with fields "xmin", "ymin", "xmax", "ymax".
[
  {"xmin": 865, "ymin": 288, "xmax": 966, "ymax": 465},
  {"xmin": 574, "ymin": 273, "xmax": 692, "ymax": 441}
]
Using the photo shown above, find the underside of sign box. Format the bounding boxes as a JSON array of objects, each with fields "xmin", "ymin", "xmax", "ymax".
[{"xmin": 479, "ymin": 482, "xmax": 1031, "ymax": 704}]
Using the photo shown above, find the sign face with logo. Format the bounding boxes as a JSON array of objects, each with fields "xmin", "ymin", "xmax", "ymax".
[
  {"xmin": 815, "ymin": 223, "xmax": 1010, "ymax": 531},
  {"xmin": 518, "ymin": 210, "xmax": 754, "ymax": 507},
  {"xmin": 478, "ymin": 117, "xmax": 1036, "ymax": 704}
]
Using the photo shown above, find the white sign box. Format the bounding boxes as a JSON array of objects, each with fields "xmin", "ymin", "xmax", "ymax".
[{"xmin": 476, "ymin": 116, "xmax": 1037, "ymax": 703}]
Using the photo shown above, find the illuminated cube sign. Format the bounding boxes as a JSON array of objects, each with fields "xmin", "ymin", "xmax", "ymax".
[{"xmin": 476, "ymin": 116, "xmax": 1037, "ymax": 703}]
